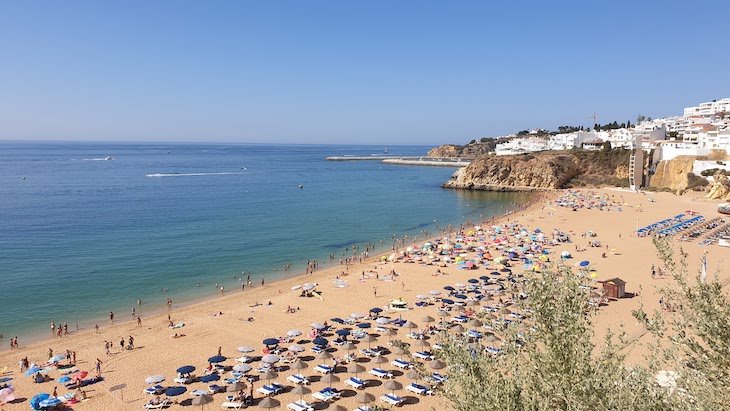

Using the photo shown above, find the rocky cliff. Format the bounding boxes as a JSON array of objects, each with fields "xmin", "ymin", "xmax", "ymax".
[
  {"xmin": 427, "ymin": 139, "xmax": 509, "ymax": 158},
  {"xmin": 443, "ymin": 149, "xmax": 630, "ymax": 191},
  {"xmin": 706, "ymin": 173, "xmax": 730, "ymax": 200},
  {"xmin": 649, "ymin": 157, "xmax": 696, "ymax": 192}
]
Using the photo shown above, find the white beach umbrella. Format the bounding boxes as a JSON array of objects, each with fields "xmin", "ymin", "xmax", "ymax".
[
  {"xmin": 233, "ymin": 364, "xmax": 251, "ymax": 373},
  {"xmin": 145, "ymin": 375, "xmax": 165, "ymax": 384},
  {"xmin": 237, "ymin": 346, "xmax": 255, "ymax": 353},
  {"xmin": 287, "ymin": 329, "xmax": 302, "ymax": 338}
]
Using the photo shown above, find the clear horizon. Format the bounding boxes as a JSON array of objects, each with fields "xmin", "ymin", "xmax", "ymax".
[{"xmin": 1, "ymin": 1, "xmax": 729, "ymax": 145}]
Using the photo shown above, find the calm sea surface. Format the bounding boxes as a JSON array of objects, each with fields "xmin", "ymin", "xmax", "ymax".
[{"xmin": 0, "ymin": 142, "xmax": 530, "ymax": 342}]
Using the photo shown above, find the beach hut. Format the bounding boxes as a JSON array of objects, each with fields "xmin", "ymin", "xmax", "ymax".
[{"xmin": 600, "ymin": 278, "xmax": 626, "ymax": 299}]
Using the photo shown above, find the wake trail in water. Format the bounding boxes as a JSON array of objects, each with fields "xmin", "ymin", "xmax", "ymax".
[{"xmin": 145, "ymin": 172, "xmax": 244, "ymax": 177}]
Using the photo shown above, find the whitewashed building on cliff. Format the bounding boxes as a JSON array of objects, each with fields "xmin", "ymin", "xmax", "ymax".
[{"xmin": 495, "ymin": 137, "xmax": 548, "ymax": 155}]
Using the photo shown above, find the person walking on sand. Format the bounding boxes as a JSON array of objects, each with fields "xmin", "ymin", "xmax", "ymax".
[
  {"xmin": 137, "ymin": 316, "xmax": 142, "ymax": 327},
  {"xmin": 218, "ymin": 346, "xmax": 222, "ymax": 356},
  {"xmin": 95, "ymin": 358, "xmax": 102, "ymax": 378},
  {"xmin": 373, "ymin": 287, "xmax": 377, "ymax": 298},
  {"xmin": 109, "ymin": 311, "xmax": 114, "ymax": 323},
  {"xmin": 129, "ymin": 335, "xmax": 134, "ymax": 349}
]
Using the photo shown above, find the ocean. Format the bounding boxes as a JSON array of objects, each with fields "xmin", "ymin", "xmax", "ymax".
[{"xmin": 0, "ymin": 141, "xmax": 530, "ymax": 342}]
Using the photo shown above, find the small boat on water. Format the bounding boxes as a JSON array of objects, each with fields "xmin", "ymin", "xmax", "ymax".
[{"xmin": 105, "ymin": 156, "xmax": 115, "ymax": 161}]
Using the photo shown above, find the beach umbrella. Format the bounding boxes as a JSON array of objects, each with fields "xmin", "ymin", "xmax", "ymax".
[
  {"xmin": 390, "ymin": 346, "xmax": 406, "ymax": 355},
  {"xmin": 429, "ymin": 290, "xmax": 441, "ymax": 296},
  {"xmin": 469, "ymin": 319, "xmax": 483, "ymax": 327},
  {"xmin": 313, "ymin": 337, "xmax": 328, "ymax": 346},
  {"xmin": 192, "ymin": 394, "xmax": 213, "ymax": 409},
  {"xmin": 288, "ymin": 344, "xmax": 305, "ymax": 353},
  {"xmin": 39, "ymin": 397, "xmax": 63, "ymax": 408},
  {"xmin": 237, "ymin": 346, "xmax": 255, "ymax": 353},
  {"xmin": 466, "ymin": 300, "xmax": 479, "ymax": 307},
  {"xmin": 144, "ymin": 375, "xmax": 165, "ymax": 384},
  {"xmin": 442, "ymin": 299, "xmax": 454, "ymax": 305},
  {"xmin": 342, "ymin": 342, "xmax": 356, "ymax": 352},
  {"xmin": 438, "ymin": 311, "xmax": 451, "ymax": 318},
  {"xmin": 261, "ymin": 354, "xmax": 280, "ymax": 364},
  {"xmin": 208, "ymin": 355, "xmax": 226, "ymax": 364},
  {"xmin": 165, "ymin": 386, "xmax": 187, "ymax": 397},
  {"xmin": 291, "ymin": 285, "xmax": 302, "ymax": 291},
  {"xmin": 369, "ymin": 307, "xmax": 383, "ymax": 313},
  {"xmin": 347, "ymin": 363, "xmax": 365, "ymax": 376},
  {"xmin": 258, "ymin": 396, "xmax": 280, "ymax": 409},
  {"xmin": 384, "ymin": 380, "xmax": 403, "ymax": 394},
  {"xmin": 350, "ymin": 312, "xmax": 365, "ymax": 319},
  {"xmin": 421, "ymin": 315, "xmax": 435, "ymax": 323},
  {"xmin": 29, "ymin": 393, "xmax": 50, "ymax": 409},
  {"xmin": 72, "ymin": 371, "xmax": 88, "ymax": 381},
  {"xmin": 177, "ymin": 365, "xmax": 195, "ymax": 374},
  {"xmin": 451, "ymin": 324, "xmax": 465, "ymax": 333},
  {"xmin": 291, "ymin": 360, "xmax": 308, "ymax": 371},
  {"xmin": 199, "ymin": 374, "xmax": 220, "ymax": 383},
  {"xmin": 373, "ymin": 356, "xmax": 388, "ymax": 364},
  {"xmin": 355, "ymin": 392, "xmax": 375, "ymax": 404},
  {"xmin": 429, "ymin": 360, "xmax": 446, "ymax": 370},
  {"xmin": 579, "ymin": 260, "xmax": 590, "ymax": 267},
  {"xmin": 415, "ymin": 294, "xmax": 429, "ymax": 300},
  {"xmin": 383, "ymin": 328, "xmax": 397, "ymax": 337},
  {"xmin": 0, "ymin": 387, "xmax": 15, "ymax": 404},
  {"xmin": 414, "ymin": 339, "xmax": 431, "ymax": 348},
  {"xmin": 468, "ymin": 279, "xmax": 480, "ymax": 284},
  {"xmin": 375, "ymin": 317, "xmax": 390, "ymax": 325},
  {"xmin": 287, "ymin": 329, "xmax": 302, "ymax": 338},
  {"xmin": 443, "ymin": 286, "xmax": 455, "ymax": 291},
  {"xmin": 454, "ymin": 294, "xmax": 467, "ymax": 300},
  {"xmin": 302, "ymin": 283, "xmax": 317, "ymax": 291},
  {"xmin": 24, "ymin": 366, "xmax": 43, "ymax": 376},
  {"xmin": 316, "ymin": 351, "xmax": 333, "ymax": 360},
  {"xmin": 321, "ymin": 373, "xmax": 340, "ymax": 388},
  {"xmin": 227, "ymin": 381, "xmax": 245, "ymax": 392},
  {"xmin": 499, "ymin": 308, "xmax": 512, "ymax": 315},
  {"xmin": 403, "ymin": 321, "xmax": 418, "ymax": 329},
  {"xmin": 57, "ymin": 375, "xmax": 72, "ymax": 383},
  {"xmin": 48, "ymin": 354, "xmax": 66, "ymax": 363},
  {"xmin": 406, "ymin": 370, "xmax": 420, "ymax": 380},
  {"xmin": 361, "ymin": 334, "xmax": 376, "ymax": 349},
  {"xmin": 233, "ymin": 364, "xmax": 251, "ymax": 373},
  {"xmin": 311, "ymin": 322, "xmax": 326, "ymax": 330},
  {"xmin": 485, "ymin": 333, "xmax": 500, "ymax": 343},
  {"xmin": 261, "ymin": 370, "xmax": 278, "ymax": 382},
  {"xmin": 262, "ymin": 338, "xmax": 279, "ymax": 346},
  {"xmin": 357, "ymin": 322, "xmax": 371, "ymax": 329},
  {"xmin": 291, "ymin": 385, "xmax": 311, "ymax": 401},
  {"xmin": 336, "ymin": 329, "xmax": 350, "ymax": 337}
]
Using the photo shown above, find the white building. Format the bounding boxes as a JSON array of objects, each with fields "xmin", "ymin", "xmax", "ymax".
[
  {"xmin": 495, "ymin": 137, "xmax": 548, "ymax": 156},
  {"xmin": 683, "ymin": 98, "xmax": 730, "ymax": 118}
]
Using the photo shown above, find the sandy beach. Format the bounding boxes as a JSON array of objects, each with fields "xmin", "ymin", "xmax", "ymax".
[{"xmin": 2, "ymin": 188, "xmax": 729, "ymax": 411}]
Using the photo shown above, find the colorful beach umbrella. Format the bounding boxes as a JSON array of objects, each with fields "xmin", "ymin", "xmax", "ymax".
[{"xmin": 39, "ymin": 397, "xmax": 62, "ymax": 408}]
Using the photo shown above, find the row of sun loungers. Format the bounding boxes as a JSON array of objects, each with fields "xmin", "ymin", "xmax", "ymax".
[
  {"xmin": 656, "ymin": 215, "xmax": 705, "ymax": 237},
  {"xmin": 637, "ymin": 213, "xmax": 685, "ymax": 236},
  {"xmin": 699, "ymin": 222, "xmax": 730, "ymax": 246}
]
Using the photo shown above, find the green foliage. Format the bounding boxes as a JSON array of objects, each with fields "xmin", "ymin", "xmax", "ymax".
[
  {"xmin": 634, "ymin": 239, "xmax": 730, "ymax": 409},
  {"xmin": 436, "ymin": 266, "xmax": 668, "ymax": 411}
]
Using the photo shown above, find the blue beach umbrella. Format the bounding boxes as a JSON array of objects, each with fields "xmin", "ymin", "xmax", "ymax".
[
  {"xmin": 29, "ymin": 393, "xmax": 50, "ymax": 409},
  {"xmin": 336, "ymin": 329, "xmax": 350, "ymax": 336},
  {"xmin": 500, "ymin": 268, "xmax": 511, "ymax": 273},
  {"xmin": 579, "ymin": 260, "xmax": 590, "ymax": 267},
  {"xmin": 329, "ymin": 318, "xmax": 344, "ymax": 325},
  {"xmin": 313, "ymin": 337, "xmax": 328, "ymax": 346},
  {"xmin": 479, "ymin": 276, "xmax": 489, "ymax": 281},
  {"xmin": 198, "ymin": 373, "xmax": 220, "ymax": 383},
  {"xmin": 490, "ymin": 271, "xmax": 500, "ymax": 276},
  {"xmin": 39, "ymin": 397, "xmax": 62, "ymax": 408},
  {"xmin": 443, "ymin": 286, "xmax": 455, "ymax": 291},
  {"xmin": 208, "ymin": 355, "xmax": 226, "ymax": 364},
  {"xmin": 454, "ymin": 294, "xmax": 467, "ymax": 300},
  {"xmin": 176, "ymin": 365, "xmax": 195, "ymax": 374},
  {"xmin": 165, "ymin": 386, "xmax": 187, "ymax": 397},
  {"xmin": 468, "ymin": 279, "xmax": 479, "ymax": 284},
  {"xmin": 25, "ymin": 366, "xmax": 42, "ymax": 376},
  {"xmin": 57, "ymin": 376, "xmax": 72, "ymax": 383},
  {"xmin": 263, "ymin": 338, "xmax": 279, "ymax": 346},
  {"xmin": 48, "ymin": 355, "xmax": 66, "ymax": 363},
  {"xmin": 442, "ymin": 299, "xmax": 455, "ymax": 305},
  {"xmin": 357, "ymin": 323, "xmax": 371, "ymax": 329},
  {"xmin": 369, "ymin": 307, "xmax": 383, "ymax": 313}
]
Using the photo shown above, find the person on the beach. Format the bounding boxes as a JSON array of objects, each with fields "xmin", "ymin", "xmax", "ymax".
[
  {"xmin": 109, "ymin": 311, "xmax": 114, "ymax": 323},
  {"xmin": 217, "ymin": 346, "xmax": 222, "ymax": 356},
  {"xmin": 72, "ymin": 351, "xmax": 76, "ymax": 364},
  {"xmin": 94, "ymin": 324, "xmax": 99, "ymax": 333},
  {"xmin": 129, "ymin": 335, "xmax": 134, "ymax": 349},
  {"xmin": 261, "ymin": 278, "xmax": 265, "ymax": 286},
  {"xmin": 95, "ymin": 358, "xmax": 102, "ymax": 377},
  {"xmin": 119, "ymin": 338, "xmax": 125, "ymax": 350},
  {"xmin": 137, "ymin": 316, "xmax": 142, "ymax": 327},
  {"xmin": 132, "ymin": 307, "xmax": 135, "ymax": 317},
  {"xmin": 52, "ymin": 386, "xmax": 58, "ymax": 398},
  {"xmin": 48, "ymin": 348, "xmax": 53, "ymax": 359},
  {"xmin": 373, "ymin": 287, "xmax": 377, "ymax": 298}
]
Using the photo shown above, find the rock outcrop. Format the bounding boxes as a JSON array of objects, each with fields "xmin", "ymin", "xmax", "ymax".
[
  {"xmin": 706, "ymin": 173, "xmax": 730, "ymax": 200},
  {"xmin": 427, "ymin": 144, "xmax": 463, "ymax": 158},
  {"xmin": 443, "ymin": 149, "xmax": 630, "ymax": 191},
  {"xmin": 649, "ymin": 157, "xmax": 697, "ymax": 192},
  {"xmin": 427, "ymin": 139, "xmax": 508, "ymax": 158}
]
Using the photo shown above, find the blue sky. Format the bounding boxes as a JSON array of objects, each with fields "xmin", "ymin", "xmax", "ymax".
[{"xmin": 1, "ymin": 1, "xmax": 728, "ymax": 145}]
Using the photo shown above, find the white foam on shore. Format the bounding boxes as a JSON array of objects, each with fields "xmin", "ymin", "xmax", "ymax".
[{"xmin": 145, "ymin": 172, "xmax": 244, "ymax": 177}]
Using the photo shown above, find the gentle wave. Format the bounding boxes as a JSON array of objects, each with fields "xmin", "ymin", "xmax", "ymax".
[
  {"xmin": 145, "ymin": 172, "xmax": 244, "ymax": 177},
  {"xmin": 81, "ymin": 158, "xmax": 114, "ymax": 161}
]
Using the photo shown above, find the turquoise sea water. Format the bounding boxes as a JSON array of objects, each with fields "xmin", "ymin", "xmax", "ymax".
[{"xmin": 0, "ymin": 142, "xmax": 530, "ymax": 342}]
